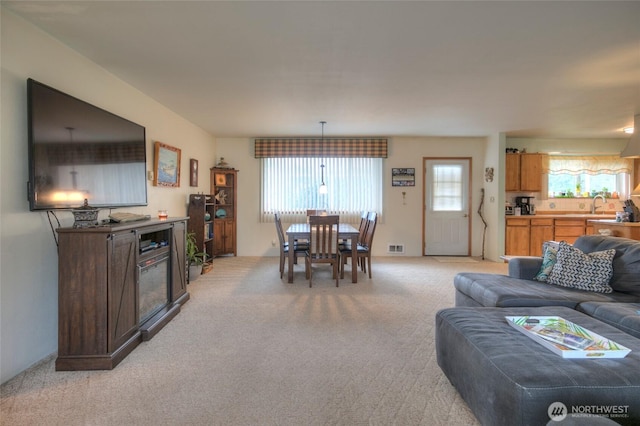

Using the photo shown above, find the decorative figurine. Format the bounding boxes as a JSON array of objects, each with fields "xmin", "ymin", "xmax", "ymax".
[{"xmin": 215, "ymin": 189, "xmax": 227, "ymax": 204}]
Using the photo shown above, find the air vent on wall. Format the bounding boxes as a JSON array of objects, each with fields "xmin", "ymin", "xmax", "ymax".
[{"xmin": 387, "ymin": 244, "xmax": 405, "ymax": 254}]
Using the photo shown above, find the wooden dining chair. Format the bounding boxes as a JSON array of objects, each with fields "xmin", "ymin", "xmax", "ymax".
[
  {"xmin": 357, "ymin": 211, "xmax": 370, "ymax": 244},
  {"xmin": 306, "ymin": 209, "xmax": 327, "ymax": 217},
  {"xmin": 305, "ymin": 215, "xmax": 340, "ymax": 287},
  {"xmin": 339, "ymin": 210, "xmax": 369, "ymax": 257},
  {"xmin": 340, "ymin": 212, "xmax": 377, "ymax": 279},
  {"xmin": 274, "ymin": 212, "xmax": 307, "ymax": 279}
]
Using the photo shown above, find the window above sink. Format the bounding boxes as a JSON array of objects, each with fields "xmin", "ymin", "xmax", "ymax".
[{"xmin": 547, "ymin": 155, "xmax": 633, "ymax": 199}]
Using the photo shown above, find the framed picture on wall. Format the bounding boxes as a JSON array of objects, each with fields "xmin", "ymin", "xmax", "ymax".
[
  {"xmin": 392, "ymin": 168, "xmax": 415, "ymax": 186},
  {"xmin": 153, "ymin": 141, "xmax": 181, "ymax": 187},
  {"xmin": 190, "ymin": 159, "xmax": 198, "ymax": 187}
]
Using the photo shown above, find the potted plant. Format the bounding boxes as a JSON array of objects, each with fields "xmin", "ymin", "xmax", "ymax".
[{"xmin": 186, "ymin": 232, "xmax": 207, "ymax": 282}]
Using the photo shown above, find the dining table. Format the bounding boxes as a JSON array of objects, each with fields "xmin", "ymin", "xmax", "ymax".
[{"xmin": 286, "ymin": 222, "xmax": 360, "ymax": 284}]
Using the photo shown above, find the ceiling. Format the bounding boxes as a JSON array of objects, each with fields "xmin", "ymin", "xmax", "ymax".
[{"xmin": 4, "ymin": 1, "xmax": 640, "ymax": 139}]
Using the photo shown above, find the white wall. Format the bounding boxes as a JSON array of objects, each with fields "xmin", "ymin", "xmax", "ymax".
[
  {"xmin": 484, "ymin": 133, "xmax": 506, "ymax": 260},
  {"xmin": 216, "ymin": 136, "xmax": 501, "ymax": 260},
  {"xmin": 507, "ymin": 137, "xmax": 628, "ymax": 155},
  {"xmin": 1, "ymin": 9, "xmax": 216, "ymax": 383}
]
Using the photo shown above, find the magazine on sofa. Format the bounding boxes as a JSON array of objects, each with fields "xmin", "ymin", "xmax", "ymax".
[{"xmin": 505, "ymin": 316, "xmax": 631, "ymax": 359}]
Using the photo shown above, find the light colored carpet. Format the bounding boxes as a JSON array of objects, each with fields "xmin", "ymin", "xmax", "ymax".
[
  {"xmin": 1, "ymin": 256, "xmax": 507, "ymax": 426},
  {"xmin": 431, "ymin": 257, "xmax": 479, "ymax": 263}
]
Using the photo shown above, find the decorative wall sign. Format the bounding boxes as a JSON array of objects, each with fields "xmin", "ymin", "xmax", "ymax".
[
  {"xmin": 392, "ymin": 168, "xmax": 415, "ymax": 186},
  {"xmin": 485, "ymin": 167, "xmax": 494, "ymax": 182},
  {"xmin": 190, "ymin": 159, "xmax": 198, "ymax": 187},
  {"xmin": 153, "ymin": 142, "xmax": 181, "ymax": 187}
]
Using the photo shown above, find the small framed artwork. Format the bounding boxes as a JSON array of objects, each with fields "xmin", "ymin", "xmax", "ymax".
[
  {"xmin": 153, "ymin": 141, "xmax": 181, "ymax": 187},
  {"xmin": 190, "ymin": 159, "xmax": 198, "ymax": 187},
  {"xmin": 392, "ymin": 168, "xmax": 415, "ymax": 186},
  {"xmin": 215, "ymin": 173, "xmax": 227, "ymax": 186}
]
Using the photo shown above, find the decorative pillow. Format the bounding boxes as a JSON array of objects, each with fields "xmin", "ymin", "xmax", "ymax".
[
  {"xmin": 546, "ymin": 241, "xmax": 615, "ymax": 293},
  {"xmin": 533, "ymin": 241, "xmax": 559, "ymax": 282}
]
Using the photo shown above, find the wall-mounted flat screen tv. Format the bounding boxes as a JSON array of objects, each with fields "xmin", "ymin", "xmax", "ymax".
[{"xmin": 27, "ymin": 78, "xmax": 148, "ymax": 211}]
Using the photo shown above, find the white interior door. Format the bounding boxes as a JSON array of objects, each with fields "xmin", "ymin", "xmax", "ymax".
[{"xmin": 424, "ymin": 159, "xmax": 471, "ymax": 256}]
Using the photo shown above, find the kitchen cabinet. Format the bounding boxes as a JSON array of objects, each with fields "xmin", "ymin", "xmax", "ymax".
[
  {"xmin": 589, "ymin": 220, "xmax": 640, "ymax": 240},
  {"xmin": 529, "ymin": 218, "xmax": 554, "ymax": 256},
  {"xmin": 505, "ymin": 154, "xmax": 521, "ymax": 192},
  {"xmin": 554, "ymin": 218, "xmax": 586, "ymax": 245},
  {"xmin": 505, "ymin": 217, "xmax": 530, "ymax": 256},
  {"xmin": 505, "ymin": 153, "xmax": 544, "ymax": 192}
]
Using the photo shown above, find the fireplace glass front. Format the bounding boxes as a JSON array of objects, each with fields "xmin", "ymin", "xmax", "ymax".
[{"xmin": 138, "ymin": 253, "xmax": 169, "ymax": 324}]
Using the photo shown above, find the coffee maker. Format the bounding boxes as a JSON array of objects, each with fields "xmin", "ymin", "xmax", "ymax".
[{"xmin": 515, "ymin": 196, "xmax": 535, "ymax": 215}]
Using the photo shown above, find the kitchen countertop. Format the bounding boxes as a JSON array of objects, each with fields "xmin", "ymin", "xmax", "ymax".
[
  {"xmin": 507, "ymin": 214, "xmax": 617, "ymax": 219},
  {"xmin": 588, "ymin": 219, "xmax": 640, "ymax": 226}
]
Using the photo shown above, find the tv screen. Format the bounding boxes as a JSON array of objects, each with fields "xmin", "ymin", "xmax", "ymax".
[{"xmin": 27, "ymin": 79, "xmax": 148, "ymax": 211}]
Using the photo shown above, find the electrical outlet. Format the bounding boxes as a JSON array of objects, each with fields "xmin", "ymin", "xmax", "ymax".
[{"xmin": 272, "ymin": 240, "xmax": 276, "ymax": 247}]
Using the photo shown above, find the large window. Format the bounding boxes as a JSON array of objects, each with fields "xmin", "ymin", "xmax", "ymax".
[
  {"xmin": 547, "ymin": 156, "xmax": 632, "ymax": 198},
  {"xmin": 260, "ymin": 157, "xmax": 383, "ymax": 223}
]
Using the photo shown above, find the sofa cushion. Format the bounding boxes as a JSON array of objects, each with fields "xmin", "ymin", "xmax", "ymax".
[
  {"xmin": 454, "ymin": 272, "xmax": 639, "ymax": 308},
  {"xmin": 546, "ymin": 242, "xmax": 615, "ymax": 293},
  {"xmin": 576, "ymin": 302, "xmax": 640, "ymax": 339},
  {"xmin": 533, "ymin": 241, "xmax": 559, "ymax": 282},
  {"xmin": 508, "ymin": 257, "xmax": 543, "ymax": 280},
  {"xmin": 574, "ymin": 236, "xmax": 640, "ymax": 297}
]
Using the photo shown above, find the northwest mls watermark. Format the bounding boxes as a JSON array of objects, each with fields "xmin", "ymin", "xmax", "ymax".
[{"xmin": 548, "ymin": 401, "xmax": 630, "ymax": 422}]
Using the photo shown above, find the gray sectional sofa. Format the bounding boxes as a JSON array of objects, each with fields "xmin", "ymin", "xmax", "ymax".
[
  {"xmin": 436, "ymin": 235, "xmax": 640, "ymax": 426},
  {"xmin": 454, "ymin": 235, "xmax": 640, "ymax": 309}
]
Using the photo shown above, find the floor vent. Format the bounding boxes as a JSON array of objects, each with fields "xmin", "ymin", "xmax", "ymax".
[{"xmin": 387, "ymin": 244, "xmax": 405, "ymax": 254}]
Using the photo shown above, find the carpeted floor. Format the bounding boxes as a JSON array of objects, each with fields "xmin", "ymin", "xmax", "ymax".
[
  {"xmin": 430, "ymin": 256, "xmax": 479, "ymax": 263},
  {"xmin": 1, "ymin": 256, "xmax": 508, "ymax": 426}
]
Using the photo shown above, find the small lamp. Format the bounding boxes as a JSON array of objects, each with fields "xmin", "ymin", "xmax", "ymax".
[{"xmin": 319, "ymin": 165, "xmax": 328, "ymax": 194}]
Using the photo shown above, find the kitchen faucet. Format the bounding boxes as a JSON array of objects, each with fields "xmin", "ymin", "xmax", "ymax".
[{"xmin": 591, "ymin": 194, "xmax": 606, "ymax": 214}]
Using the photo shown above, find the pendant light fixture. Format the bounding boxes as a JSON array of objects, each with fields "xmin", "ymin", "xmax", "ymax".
[{"xmin": 318, "ymin": 121, "xmax": 328, "ymax": 194}]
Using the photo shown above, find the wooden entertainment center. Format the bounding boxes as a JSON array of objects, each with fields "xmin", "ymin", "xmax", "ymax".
[{"xmin": 55, "ymin": 218, "xmax": 190, "ymax": 371}]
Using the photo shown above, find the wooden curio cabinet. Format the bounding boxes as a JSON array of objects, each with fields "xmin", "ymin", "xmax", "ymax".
[{"xmin": 210, "ymin": 167, "xmax": 238, "ymax": 256}]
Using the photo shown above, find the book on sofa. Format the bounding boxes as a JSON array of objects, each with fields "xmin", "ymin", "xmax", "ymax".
[{"xmin": 506, "ymin": 315, "xmax": 631, "ymax": 359}]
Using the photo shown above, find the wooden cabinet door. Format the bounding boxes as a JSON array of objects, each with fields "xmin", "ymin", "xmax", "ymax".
[
  {"xmin": 505, "ymin": 218, "xmax": 530, "ymax": 255},
  {"xmin": 505, "ymin": 154, "xmax": 520, "ymax": 191},
  {"xmin": 171, "ymin": 220, "xmax": 187, "ymax": 302},
  {"xmin": 213, "ymin": 220, "xmax": 236, "ymax": 255},
  {"xmin": 108, "ymin": 231, "xmax": 138, "ymax": 352},
  {"xmin": 224, "ymin": 221, "xmax": 236, "ymax": 255},
  {"xmin": 520, "ymin": 154, "xmax": 543, "ymax": 192},
  {"xmin": 554, "ymin": 219, "xmax": 586, "ymax": 244},
  {"xmin": 529, "ymin": 218, "xmax": 554, "ymax": 256},
  {"xmin": 213, "ymin": 221, "xmax": 224, "ymax": 255}
]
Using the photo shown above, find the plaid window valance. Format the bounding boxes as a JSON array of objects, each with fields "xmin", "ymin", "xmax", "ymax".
[{"xmin": 254, "ymin": 138, "xmax": 388, "ymax": 158}]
